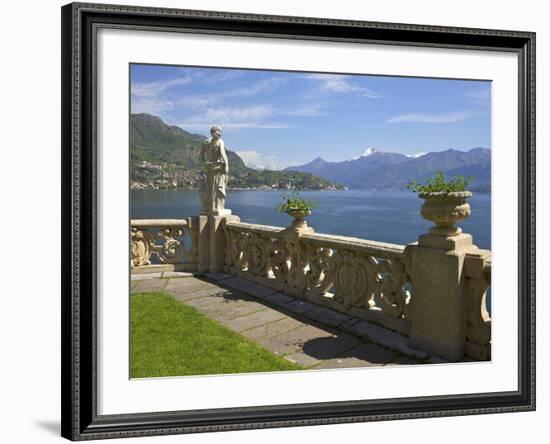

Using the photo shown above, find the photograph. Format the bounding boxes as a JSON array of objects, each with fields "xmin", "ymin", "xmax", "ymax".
[{"xmin": 129, "ymin": 64, "xmax": 492, "ymax": 378}]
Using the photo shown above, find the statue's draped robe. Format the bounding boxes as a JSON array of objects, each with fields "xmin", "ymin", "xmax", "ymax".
[{"xmin": 200, "ymin": 138, "xmax": 228, "ymax": 212}]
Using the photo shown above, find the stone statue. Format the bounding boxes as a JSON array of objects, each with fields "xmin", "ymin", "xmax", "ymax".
[{"xmin": 198, "ymin": 126, "xmax": 231, "ymax": 215}]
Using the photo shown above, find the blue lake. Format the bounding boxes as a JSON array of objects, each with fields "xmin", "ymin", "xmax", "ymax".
[{"xmin": 131, "ymin": 189, "xmax": 491, "ymax": 250}]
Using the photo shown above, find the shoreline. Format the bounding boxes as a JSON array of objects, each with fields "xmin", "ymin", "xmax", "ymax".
[{"xmin": 131, "ymin": 188, "xmax": 489, "ymax": 194}]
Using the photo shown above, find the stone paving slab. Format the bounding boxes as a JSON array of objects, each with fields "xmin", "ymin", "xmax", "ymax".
[
  {"xmin": 315, "ymin": 343, "xmax": 397, "ymax": 369},
  {"xmin": 284, "ymin": 351, "xmax": 323, "ymax": 368},
  {"xmin": 162, "ymin": 271, "xmax": 194, "ymax": 278},
  {"xmin": 170, "ymin": 288, "xmax": 219, "ymax": 303},
  {"xmin": 258, "ymin": 325, "xmax": 334, "ymax": 356},
  {"xmin": 222, "ymin": 277, "xmax": 278, "ymax": 298},
  {"xmin": 165, "ymin": 277, "xmax": 219, "ymax": 293},
  {"xmin": 175, "ymin": 286, "xmax": 229, "ymax": 300},
  {"xmin": 199, "ymin": 298, "xmax": 268, "ymax": 321},
  {"xmin": 185, "ymin": 295, "xmax": 231, "ymax": 311},
  {"xmin": 285, "ymin": 333, "xmax": 362, "ymax": 368},
  {"xmin": 301, "ymin": 333, "xmax": 362, "ymax": 360},
  {"xmin": 240, "ymin": 317, "xmax": 305, "ymax": 342},
  {"xmin": 220, "ymin": 308, "xmax": 287, "ymax": 333},
  {"xmin": 133, "ymin": 278, "xmax": 168, "ymax": 293},
  {"xmin": 131, "ymin": 273, "xmax": 162, "ymax": 281}
]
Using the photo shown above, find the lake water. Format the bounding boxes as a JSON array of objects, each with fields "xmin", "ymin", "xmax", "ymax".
[{"xmin": 131, "ymin": 189, "xmax": 491, "ymax": 250}]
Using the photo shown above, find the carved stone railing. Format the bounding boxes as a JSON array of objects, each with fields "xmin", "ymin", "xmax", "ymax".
[
  {"xmin": 131, "ymin": 218, "xmax": 199, "ymax": 271},
  {"xmin": 223, "ymin": 221, "xmax": 412, "ymax": 334},
  {"xmin": 463, "ymin": 251, "xmax": 492, "ymax": 360}
]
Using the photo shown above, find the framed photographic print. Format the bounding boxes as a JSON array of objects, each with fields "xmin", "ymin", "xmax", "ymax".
[{"xmin": 61, "ymin": 2, "xmax": 536, "ymax": 440}]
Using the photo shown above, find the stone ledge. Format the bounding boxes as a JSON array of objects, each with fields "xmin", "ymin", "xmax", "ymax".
[
  {"xmin": 340, "ymin": 319, "xmax": 429, "ymax": 360},
  {"xmin": 304, "ymin": 306, "xmax": 351, "ymax": 328},
  {"xmin": 205, "ymin": 272, "xmax": 232, "ymax": 282}
]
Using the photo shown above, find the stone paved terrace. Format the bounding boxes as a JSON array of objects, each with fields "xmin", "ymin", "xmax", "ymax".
[{"xmin": 132, "ymin": 272, "xmax": 454, "ymax": 369}]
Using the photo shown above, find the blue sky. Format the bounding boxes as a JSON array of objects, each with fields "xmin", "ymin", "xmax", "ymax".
[{"xmin": 130, "ymin": 64, "xmax": 491, "ymax": 169}]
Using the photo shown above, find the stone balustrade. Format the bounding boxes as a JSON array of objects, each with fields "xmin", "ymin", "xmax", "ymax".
[
  {"xmin": 224, "ymin": 221, "xmax": 412, "ymax": 335},
  {"xmin": 130, "ymin": 218, "xmax": 199, "ymax": 271},
  {"xmin": 130, "ymin": 213, "xmax": 491, "ymax": 362}
]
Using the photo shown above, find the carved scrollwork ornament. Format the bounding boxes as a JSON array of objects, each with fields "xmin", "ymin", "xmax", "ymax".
[
  {"xmin": 372, "ymin": 257, "xmax": 410, "ymax": 319},
  {"xmin": 332, "ymin": 250, "xmax": 371, "ymax": 308},
  {"xmin": 131, "ymin": 227, "xmax": 155, "ymax": 267},
  {"xmin": 305, "ymin": 244, "xmax": 334, "ymax": 295},
  {"xmin": 269, "ymin": 237, "xmax": 289, "ymax": 282},
  {"xmin": 247, "ymin": 233, "xmax": 269, "ymax": 276},
  {"xmin": 285, "ymin": 240, "xmax": 308, "ymax": 291}
]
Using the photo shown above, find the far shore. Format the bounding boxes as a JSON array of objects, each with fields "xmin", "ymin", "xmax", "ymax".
[{"xmin": 131, "ymin": 187, "xmax": 489, "ymax": 193}]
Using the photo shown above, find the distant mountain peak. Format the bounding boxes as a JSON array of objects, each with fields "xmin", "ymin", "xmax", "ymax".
[{"xmin": 310, "ymin": 156, "xmax": 327, "ymax": 164}]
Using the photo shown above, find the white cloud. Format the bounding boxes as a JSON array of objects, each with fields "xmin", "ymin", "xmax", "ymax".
[
  {"xmin": 280, "ymin": 103, "xmax": 326, "ymax": 117},
  {"xmin": 131, "ymin": 97, "xmax": 175, "ymax": 114},
  {"xmin": 131, "ymin": 76, "xmax": 194, "ymax": 98},
  {"xmin": 199, "ymin": 70, "xmax": 245, "ymax": 85},
  {"xmin": 307, "ymin": 74, "xmax": 380, "ymax": 98},
  {"xmin": 351, "ymin": 147, "xmax": 392, "ymax": 159},
  {"xmin": 177, "ymin": 105, "xmax": 290, "ymax": 130},
  {"xmin": 386, "ymin": 111, "xmax": 474, "ymax": 124},
  {"xmin": 350, "ymin": 147, "xmax": 428, "ymax": 160},
  {"xmin": 235, "ymin": 150, "xmax": 289, "ymax": 170},
  {"xmin": 177, "ymin": 96, "xmax": 218, "ymax": 108},
  {"xmin": 224, "ymin": 77, "xmax": 285, "ymax": 98},
  {"xmin": 141, "ymin": 77, "xmax": 285, "ymax": 117}
]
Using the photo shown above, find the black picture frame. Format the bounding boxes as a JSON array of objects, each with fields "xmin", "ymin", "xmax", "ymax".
[{"xmin": 61, "ymin": 2, "xmax": 536, "ymax": 440}]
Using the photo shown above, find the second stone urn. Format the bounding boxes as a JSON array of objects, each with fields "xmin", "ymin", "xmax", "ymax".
[
  {"xmin": 419, "ymin": 191, "xmax": 472, "ymax": 237},
  {"xmin": 286, "ymin": 208, "xmax": 312, "ymax": 230}
]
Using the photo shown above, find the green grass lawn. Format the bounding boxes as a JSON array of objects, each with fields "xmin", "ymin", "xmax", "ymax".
[{"xmin": 131, "ymin": 292, "xmax": 302, "ymax": 378}]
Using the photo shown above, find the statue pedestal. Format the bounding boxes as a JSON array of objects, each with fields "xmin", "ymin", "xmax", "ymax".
[
  {"xmin": 197, "ymin": 212, "xmax": 239, "ymax": 273},
  {"xmin": 405, "ymin": 233, "xmax": 479, "ymax": 361},
  {"xmin": 200, "ymin": 209, "xmax": 232, "ymax": 217}
]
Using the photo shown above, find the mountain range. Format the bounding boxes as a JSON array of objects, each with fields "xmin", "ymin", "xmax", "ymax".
[
  {"xmin": 130, "ymin": 113, "xmax": 344, "ymax": 191},
  {"xmin": 285, "ymin": 147, "xmax": 491, "ymax": 192},
  {"xmin": 131, "ymin": 113, "xmax": 490, "ymax": 192}
]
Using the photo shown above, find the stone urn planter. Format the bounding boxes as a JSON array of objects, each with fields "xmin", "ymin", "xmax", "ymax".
[
  {"xmin": 286, "ymin": 208, "xmax": 312, "ymax": 230},
  {"xmin": 419, "ymin": 191, "xmax": 472, "ymax": 237}
]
